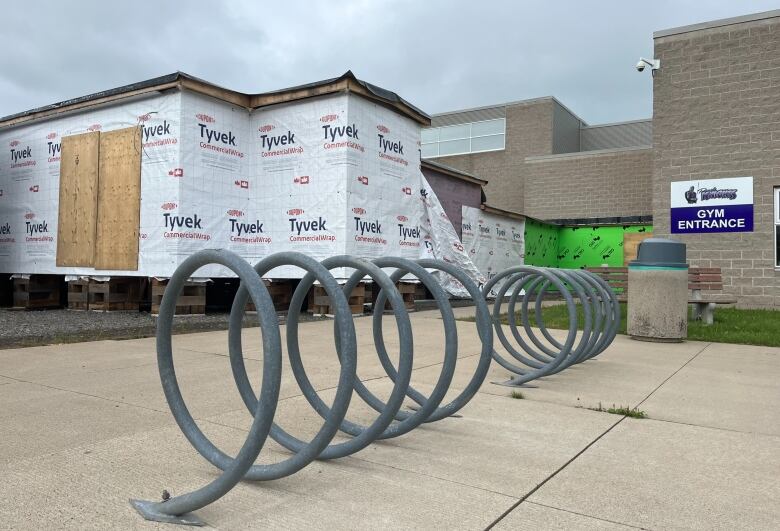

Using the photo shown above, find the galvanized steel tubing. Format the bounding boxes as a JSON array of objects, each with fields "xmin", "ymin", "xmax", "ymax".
[
  {"xmin": 482, "ymin": 267, "xmax": 620, "ymax": 387},
  {"xmin": 130, "ymin": 249, "xmax": 494, "ymax": 525}
]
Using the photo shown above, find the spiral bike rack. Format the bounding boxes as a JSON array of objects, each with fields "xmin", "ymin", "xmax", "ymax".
[
  {"xmin": 130, "ymin": 249, "xmax": 618, "ymax": 525},
  {"xmin": 483, "ymin": 266, "xmax": 620, "ymax": 387}
]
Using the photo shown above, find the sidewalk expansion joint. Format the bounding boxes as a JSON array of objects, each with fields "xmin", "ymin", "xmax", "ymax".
[
  {"xmin": 525, "ymin": 500, "xmax": 652, "ymax": 530},
  {"xmin": 484, "ymin": 415, "xmax": 625, "ymax": 530},
  {"xmin": 634, "ymin": 343, "xmax": 712, "ymax": 409}
]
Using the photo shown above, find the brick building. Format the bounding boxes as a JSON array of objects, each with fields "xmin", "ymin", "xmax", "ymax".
[{"xmin": 424, "ymin": 9, "xmax": 780, "ymax": 308}]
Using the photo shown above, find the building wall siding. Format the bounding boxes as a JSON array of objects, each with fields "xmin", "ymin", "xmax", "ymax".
[
  {"xmin": 523, "ymin": 148, "xmax": 653, "ymax": 221},
  {"xmin": 433, "ymin": 99, "xmax": 555, "ymax": 213},
  {"xmin": 652, "ymin": 14, "xmax": 780, "ymax": 308}
]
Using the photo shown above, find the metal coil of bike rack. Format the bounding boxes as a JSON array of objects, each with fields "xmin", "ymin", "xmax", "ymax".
[
  {"xmin": 482, "ymin": 266, "xmax": 620, "ymax": 388},
  {"xmin": 130, "ymin": 249, "xmax": 494, "ymax": 525},
  {"xmin": 130, "ymin": 250, "xmax": 618, "ymax": 525}
]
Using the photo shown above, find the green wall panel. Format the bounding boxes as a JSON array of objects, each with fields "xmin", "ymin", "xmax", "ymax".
[
  {"xmin": 524, "ymin": 218, "xmax": 559, "ymax": 267},
  {"xmin": 523, "ymin": 219, "xmax": 652, "ymax": 269},
  {"xmin": 557, "ymin": 225, "xmax": 652, "ymax": 268}
]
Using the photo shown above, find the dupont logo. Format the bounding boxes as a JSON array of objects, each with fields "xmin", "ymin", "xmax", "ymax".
[
  {"xmin": 161, "ymin": 202, "xmax": 177, "ymax": 211},
  {"xmin": 352, "ymin": 207, "xmax": 366, "ymax": 215},
  {"xmin": 227, "ymin": 209, "xmax": 244, "ymax": 217},
  {"xmin": 138, "ymin": 113, "xmax": 152, "ymax": 122},
  {"xmin": 25, "ymin": 212, "xmax": 35, "ymax": 220},
  {"xmin": 376, "ymin": 124, "xmax": 389, "ymax": 134},
  {"xmin": 258, "ymin": 124, "xmax": 274, "ymax": 133},
  {"xmin": 195, "ymin": 114, "xmax": 215, "ymax": 123},
  {"xmin": 397, "ymin": 215, "xmax": 408, "ymax": 222},
  {"xmin": 453, "ymin": 242, "xmax": 464, "ymax": 252},
  {"xmin": 46, "ymin": 132, "xmax": 57, "ymax": 140},
  {"xmin": 87, "ymin": 124, "xmax": 101, "ymax": 132},
  {"xmin": 9, "ymin": 140, "xmax": 19, "ymax": 147},
  {"xmin": 287, "ymin": 208, "xmax": 304, "ymax": 216},
  {"xmin": 320, "ymin": 114, "xmax": 338, "ymax": 123},
  {"xmin": 234, "ymin": 180, "xmax": 249, "ymax": 189},
  {"xmin": 401, "ymin": 187, "xmax": 412, "ymax": 195},
  {"xmin": 462, "ymin": 222, "xmax": 473, "ymax": 232},
  {"xmin": 293, "ymin": 175, "xmax": 310, "ymax": 184},
  {"xmin": 357, "ymin": 176, "xmax": 368, "ymax": 185},
  {"xmin": 29, "ymin": 185, "xmax": 39, "ymax": 193},
  {"xmin": 168, "ymin": 168, "xmax": 184, "ymax": 177}
]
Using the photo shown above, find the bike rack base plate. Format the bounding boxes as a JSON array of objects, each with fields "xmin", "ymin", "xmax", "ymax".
[{"xmin": 130, "ymin": 499, "xmax": 205, "ymax": 526}]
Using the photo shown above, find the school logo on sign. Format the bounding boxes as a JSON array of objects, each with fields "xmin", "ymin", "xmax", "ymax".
[{"xmin": 670, "ymin": 177, "xmax": 753, "ymax": 234}]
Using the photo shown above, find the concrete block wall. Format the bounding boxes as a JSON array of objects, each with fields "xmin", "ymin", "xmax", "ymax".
[
  {"xmin": 653, "ymin": 13, "xmax": 780, "ymax": 308},
  {"xmin": 434, "ymin": 99, "xmax": 555, "ymax": 213},
  {"xmin": 523, "ymin": 147, "xmax": 653, "ymax": 221}
]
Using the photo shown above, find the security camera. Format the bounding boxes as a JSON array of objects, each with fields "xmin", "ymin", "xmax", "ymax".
[{"xmin": 636, "ymin": 57, "xmax": 660, "ymax": 74}]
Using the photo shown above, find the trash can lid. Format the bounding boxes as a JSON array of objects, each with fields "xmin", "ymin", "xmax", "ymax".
[{"xmin": 629, "ymin": 237, "xmax": 688, "ymax": 268}]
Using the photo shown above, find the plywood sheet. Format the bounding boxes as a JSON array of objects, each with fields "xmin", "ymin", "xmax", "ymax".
[
  {"xmin": 56, "ymin": 132, "xmax": 100, "ymax": 267},
  {"xmin": 94, "ymin": 127, "xmax": 141, "ymax": 270},
  {"xmin": 623, "ymin": 232, "xmax": 652, "ymax": 265}
]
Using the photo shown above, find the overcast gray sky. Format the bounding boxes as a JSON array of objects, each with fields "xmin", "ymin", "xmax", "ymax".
[{"xmin": 1, "ymin": 1, "xmax": 777, "ymax": 124}]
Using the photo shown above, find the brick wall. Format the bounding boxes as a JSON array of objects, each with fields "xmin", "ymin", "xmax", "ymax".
[
  {"xmin": 523, "ymin": 147, "xmax": 653, "ymax": 220},
  {"xmin": 653, "ymin": 14, "xmax": 780, "ymax": 308},
  {"xmin": 433, "ymin": 99, "xmax": 554, "ymax": 213}
]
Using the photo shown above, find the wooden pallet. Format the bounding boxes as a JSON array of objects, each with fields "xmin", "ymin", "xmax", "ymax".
[
  {"xmin": 373, "ymin": 281, "xmax": 420, "ymax": 311},
  {"xmin": 67, "ymin": 279, "xmax": 90, "ymax": 310},
  {"xmin": 89, "ymin": 278, "xmax": 141, "ymax": 312},
  {"xmin": 309, "ymin": 283, "xmax": 365, "ymax": 315},
  {"xmin": 246, "ymin": 280, "xmax": 293, "ymax": 313},
  {"xmin": 13, "ymin": 276, "xmax": 62, "ymax": 309},
  {"xmin": 151, "ymin": 278, "xmax": 206, "ymax": 315}
]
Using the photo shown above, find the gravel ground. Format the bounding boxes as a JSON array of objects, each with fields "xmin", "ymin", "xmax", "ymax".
[{"xmin": 0, "ymin": 309, "xmax": 325, "ymax": 349}]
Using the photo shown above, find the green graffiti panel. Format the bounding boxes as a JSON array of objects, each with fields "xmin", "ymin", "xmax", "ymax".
[
  {"xmin": 524, "ymin": 219, "xmax": 559, "ymax": 267},
  {"xmin": 557, "ymin": 225, "xmax": 652, "ymax": 268}
]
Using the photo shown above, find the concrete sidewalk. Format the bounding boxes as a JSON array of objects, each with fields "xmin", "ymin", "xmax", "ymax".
[{"xmin": 0, "ymin": 307, "xmax": 778, "ymax": 530}]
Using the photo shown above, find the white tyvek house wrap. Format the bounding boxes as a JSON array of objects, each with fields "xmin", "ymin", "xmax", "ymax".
[
  {"xmin": 419, "ymin": 179, "xmax": 485, "ymax": 297},
  {"xmin": 0, "ymin": 92, "xmax": 182, "ymax": 276},
  {"xmin": 0, "ymin": 89, "xmax": 481, "ymax": 288},
  {"xmin": 461, "ymin": 205, "xmax": 525, "ymax": 295}
]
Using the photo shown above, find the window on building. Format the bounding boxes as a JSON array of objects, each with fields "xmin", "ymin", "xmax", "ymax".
[
  {"xmin": 775, "ymin": 187, "xmax": 780, "ymax": 268},
  {"xmin": 421, "ymin": 118, "xmax": 505, "ymax": 158}
]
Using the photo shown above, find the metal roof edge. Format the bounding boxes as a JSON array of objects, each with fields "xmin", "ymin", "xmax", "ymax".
[
  {"xmin": 654, "ymin": 9, "xmax": 780, "ymax": 39},
  {"xmin": 421, "ymin": 159, "xmax": 487, "ymax": 185}
]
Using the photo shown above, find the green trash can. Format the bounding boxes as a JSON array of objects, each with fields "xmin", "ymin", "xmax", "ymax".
[{"xmin": 627, "ymin": 238, "xmax": 689, "ymax": 342}]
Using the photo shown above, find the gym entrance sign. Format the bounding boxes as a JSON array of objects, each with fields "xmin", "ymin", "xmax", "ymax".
[{"xmin": 670, "ymin": 176, "xmax": 753, "ymax": 234}]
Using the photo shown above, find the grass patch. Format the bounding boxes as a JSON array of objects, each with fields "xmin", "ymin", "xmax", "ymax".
[
  {"xmin": 509, "ymin": 390, "xmax": 525, "ymax": 399},
  {"xmin": 587, "ymin": 402, "xmax": 647, "ymax": 419},
  {"xmin": 476, "ymin": 302, "xmax": 780, "ymax": 348}
]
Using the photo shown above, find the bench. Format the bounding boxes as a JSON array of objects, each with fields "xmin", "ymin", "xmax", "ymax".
[
  {"xmin": 584, "ymin": 267, "xmax": 628, "ymax": 301},
  {"xmin": 586, "ymin": 266, "xmax": 736, "ymax": 325},
  {"xmin": 688, "ymin": 268, "xmax": 737, "ymax": 325}
]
